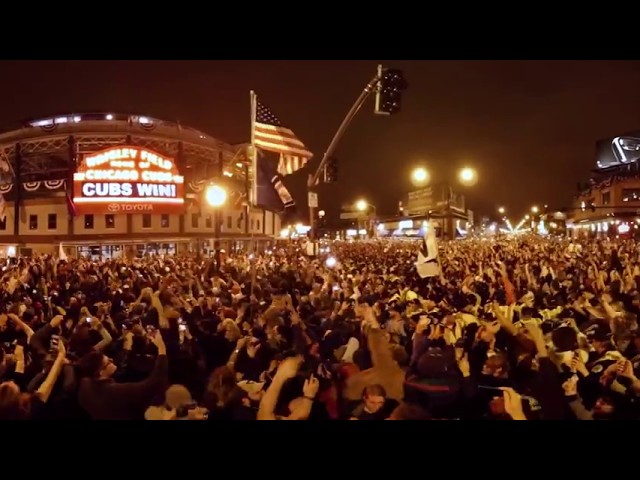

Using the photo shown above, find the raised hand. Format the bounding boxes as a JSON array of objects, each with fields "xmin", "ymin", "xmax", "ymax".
[
  {"xmin": 501, "ymin": 387, "xmax": 526, "ymax": 420},
  {"xmin": 275, "ymin": 356, "xmax": 302, "ymax": 381},
  {"xmin": 303, "ymin": 374, "xmax": 320, "ymax": 398}
]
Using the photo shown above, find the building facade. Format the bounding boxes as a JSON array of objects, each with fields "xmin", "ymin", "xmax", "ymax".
[
  {"xmin": 0, "ymin": 196, "xmax": 281, "ymax": 258},
  {"xmin": 570, "ymin": 170, "xmax": 640, "ymax": 238},
  {"xmin": 0, "ymin": 112, "xmax": 282, "ymax": 258}
]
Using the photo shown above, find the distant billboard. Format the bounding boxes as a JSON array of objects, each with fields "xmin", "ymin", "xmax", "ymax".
[
  {"xmin": 406, "ymin": 187, "xmax": 434, "ymax": 215},
  {"xmin": 405, "ymin": 184, "xmax": 464, "ymax": 215},
  {"xmin": 596, "ymin": 132, "xmax": 640, "ymax": 169}
]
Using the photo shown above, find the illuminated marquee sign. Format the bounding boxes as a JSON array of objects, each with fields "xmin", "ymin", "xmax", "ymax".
[{"xmin": 73, "ymin": 146, "xmax": 185, "ymax": 215}]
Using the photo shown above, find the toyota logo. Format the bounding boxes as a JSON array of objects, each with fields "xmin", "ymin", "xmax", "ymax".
[{"xmin": 107, "ymin": 203, "xmax": 121, "ymax": 212}]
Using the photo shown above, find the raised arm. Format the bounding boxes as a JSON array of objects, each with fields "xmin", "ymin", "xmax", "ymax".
[
  {"xmin": 258, "ymin": 356, "xmax": 302, "ymax": 420},
  {"xmin": 36, "ymin": 341, "xmax": 66, "ymax": 404}
]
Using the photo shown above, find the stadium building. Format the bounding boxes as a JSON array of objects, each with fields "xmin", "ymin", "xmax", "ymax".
[{"xmin": 0, "ymin": 113, "xmax": 282, "ymax": 258}]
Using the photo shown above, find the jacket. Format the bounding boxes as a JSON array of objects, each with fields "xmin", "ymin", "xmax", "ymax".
[
  {"xmin": 343, "ymin": 328, "xmax": 405, "ymax": 401},
  {"xmin": 78, "ymin": 354, "xmax": 168, "ymax": 420}
]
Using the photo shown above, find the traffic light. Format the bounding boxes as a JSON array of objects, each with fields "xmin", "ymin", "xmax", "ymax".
[
  {"xmin": 375, "ymin": 65, "xmax": 408, "ymax": 115},
  {"xmin": 323, "ymin": 156, "xmax": 338, "ymax": 183}
]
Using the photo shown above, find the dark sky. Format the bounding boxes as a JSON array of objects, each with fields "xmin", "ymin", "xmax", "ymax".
[{"xmin": 2, "ymin": 60, "xmax": 640, "ymax": 221}]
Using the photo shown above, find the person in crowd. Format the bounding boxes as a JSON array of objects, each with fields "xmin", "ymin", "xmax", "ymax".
[
  {"xmin": 77, "ymin": 330, "xmax": 168, "ymax": 419},
  {"xmin": 348, "ymin": 384, "xmax": 399, "ymax": 420},
  {"xmin": 145, "ymin": 383, "xmax": 209, "ymax": 420},
  {"xmin": 3, "ymin": 234, "xmax": 640, "ymax": 420}
]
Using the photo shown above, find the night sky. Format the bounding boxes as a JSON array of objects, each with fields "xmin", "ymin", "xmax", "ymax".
[{"xmin": 2, "ymin": 60, "xmax": 640, "ymax": 221}]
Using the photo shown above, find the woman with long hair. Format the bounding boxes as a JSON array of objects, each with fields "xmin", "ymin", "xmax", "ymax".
[{"xmin": 201, "ymin": 366, "xmax": 244, "ymax": 420}]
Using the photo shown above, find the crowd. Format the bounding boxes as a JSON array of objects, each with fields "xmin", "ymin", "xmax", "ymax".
[{"xmin": 1, "ymin": 234, "xmax": 639, "ymax": 420}]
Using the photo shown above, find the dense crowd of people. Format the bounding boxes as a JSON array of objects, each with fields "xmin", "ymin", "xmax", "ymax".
[{"xmin": 1, "ymin": 234, "xmax": 638, "ymax": 420}]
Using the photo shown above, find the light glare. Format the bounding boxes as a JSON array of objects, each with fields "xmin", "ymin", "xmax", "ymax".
[
  {"xmin": 205, "ymin": 184, "xmax": 227, "ymax": 207},
  {"xmin": 458, "ymin": 167, "xmax": 477, "ymax": 186}
]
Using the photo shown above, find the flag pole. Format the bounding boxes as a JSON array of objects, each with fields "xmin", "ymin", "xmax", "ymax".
[
  {"xmin": 249, "ymin": 90, "xmax": 257, "ymax": 209},
  {"xmin": 249, "ymin": 90, "xmax": 257, "ymax": 296}
]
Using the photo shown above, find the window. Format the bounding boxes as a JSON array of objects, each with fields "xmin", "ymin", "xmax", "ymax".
[
  {"xmin": 251, "ymin": 219, "xmax": 255, "ymax": 230},
  {"xmin": 622, "ymin": 189, "xmax": 640, "ymax": 202},
  {"xmin": 84, "ymin": 214, "xmax": 94, "ymax": 229},
  {"xmin": 0, "ymin": 217, "xmax": 6, "ymax": 230},
  {"xmin": 257, "ymin": 220, "xmax": 261, "ymax": 231},
  {"xmin": 143, "ymin": 243, "xmax": 177, "ymax": 256},
  {"xmin": 29, "ymin": 215, "xmax": 38, "ymax": 230},
  {"xmin": 142, "ymin": 214, "xmax": 151, "ymax": 228},
  {"xmin": 105, "ymin": 214, "xmax": 115, "ymax": 229},
  {"xmin": 227, "ymin": 216, "xmax": 232, "ymax": 229},
  {"xmin": 602, "ymin": 191, "xmax": 611, "ymax": 205},
  {"xmin": 161, "ymin": 214, "xmax": 169, "ymax": 228},
  {"xmin": 48, "ymin": 214, "xmax": 57, "ymax": 230},
  {"xmin": 205, "ymin": 215, "xmax": 212, "ymax": 228},
  {"xmin": 191, "ymin": 213, "xmax": 199, "ymax": 228}
]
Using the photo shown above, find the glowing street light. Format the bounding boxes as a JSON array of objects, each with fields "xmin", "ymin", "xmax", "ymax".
[
  {"xmin": 458, "ymin": 167, "xmax": 478, "ymax": 187},
  {"xmin": 498, "ymin": 207, "xmax": 505, "ymax": 215},
  {"xmin": 355, "ymin": 199, "xmax": 377, "ymax": 215},
  {"xmin": 356, "ymin": 199, "xmax": 368, "ymax": 211},
  {"xmin": 205, "ymin": 184, "xmax": 227, "ymax": 207},
  {"xmin": 411, "ymin": 167, "xmax": 430, "ymax": 186},
  {"xmin": 531, "ymin": 205, "xmax": 539, "ymax": 214}
]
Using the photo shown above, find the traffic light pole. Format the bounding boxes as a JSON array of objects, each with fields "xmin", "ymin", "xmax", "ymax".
[{"xmin": 307, "ymin": 69, "xmax": 384, "ymax": 248}]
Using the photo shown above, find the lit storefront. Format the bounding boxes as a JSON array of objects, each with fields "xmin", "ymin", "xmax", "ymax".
[
  {"xmin": 374, "ymin": 216, "xmax": 473, "ymax": 239},
  {"xmin": 569, "ymin": 218, "xmax": 637, "ymax": 239}
]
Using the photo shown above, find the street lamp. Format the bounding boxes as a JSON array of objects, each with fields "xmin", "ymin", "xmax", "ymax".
[
  {"xmin": 355, "ymin": 199, "xmax": 377, "ymax": 215},
  {"xmin": 498, "ymin": 207, "xmax": 505, "ymax": 215},
  {"xmin": 205, "ymin": 184, "xmax": 227, "ymax": 207},
  {"xmin": 204, "ymin": 183, "xmax": 227, "ymax": 270},
  {"xmin": 458, "ymin": 167, "xmax": 478, "ymax": 187},
  {"xmin": 355, "ymin": 199, "xmax": 376, "ymax": 239},
  {"xmin": 411, "ymin": 166, "xmax": 430, "ymax": 187},
  {"xmin": 531, "ymin": 205, "xmax": 539, "ymax": 214}
]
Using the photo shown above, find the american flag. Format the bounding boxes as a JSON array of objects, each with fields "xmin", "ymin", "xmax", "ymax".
[{"xmin": 253, "ymin": 98, "xmax": 313, "ymax": 176}]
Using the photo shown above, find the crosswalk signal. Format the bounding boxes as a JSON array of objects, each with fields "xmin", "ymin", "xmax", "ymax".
[
  {"xmin": 375, "ymin": 65, "xmax": 408, "ymax": 116},
  {"xmin": 323, "ymin": 156, "xmax": 338, "ymax": 183}
]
